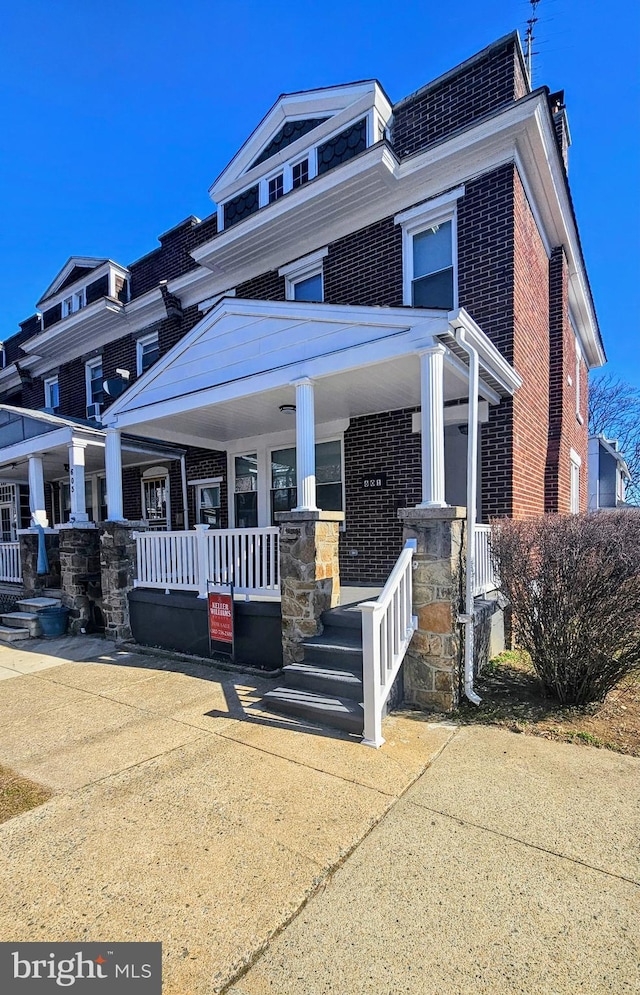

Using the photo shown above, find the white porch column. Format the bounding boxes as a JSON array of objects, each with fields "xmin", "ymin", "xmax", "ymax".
[
  {"xmin": 27, "ymin": 456, "xmax": 48, "ymax": 528},
  {"xmin": 68, "ymin": 439, "xmax": 89, "ymax": 523},
  {"xmin": 417, "ymin": 345, "xmax": 448, "ymax": 509},
  {"xmin": 293, "ymin": 378, "xmax": 318, "ymax": 512},
  {"xmin": 105, "ymin": 428, "xmax": 124, "ymax": 521}
]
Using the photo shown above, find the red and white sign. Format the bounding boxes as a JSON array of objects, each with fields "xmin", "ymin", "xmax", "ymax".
[{"xmin": 208, "ymin": 591, "xmax": 233, "ymax": 645}]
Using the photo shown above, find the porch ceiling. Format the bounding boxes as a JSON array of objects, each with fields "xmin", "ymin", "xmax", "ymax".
[{"xmin": 106, "ymin": 352, "xmax": 472, "ymax": 450}]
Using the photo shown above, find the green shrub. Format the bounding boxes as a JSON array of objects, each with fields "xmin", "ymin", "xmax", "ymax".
[{"xmin": 490, "ymin": 510, "xmax": 640, "ymax": 706}]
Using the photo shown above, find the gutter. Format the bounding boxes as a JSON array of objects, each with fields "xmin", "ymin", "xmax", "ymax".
[{"xmin": 454, "ymin": 326, "xmax": 481, "ymax": 705}]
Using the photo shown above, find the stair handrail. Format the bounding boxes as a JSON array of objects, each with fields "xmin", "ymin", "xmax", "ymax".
[{"xmin": 359, "ymin": 538, "xmax": 418, "ymax": 748}]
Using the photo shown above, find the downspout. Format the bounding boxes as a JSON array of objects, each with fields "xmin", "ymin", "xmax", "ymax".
[
  {"xmin": 454, "ymin": 327, "xmax": 481, "ymax": 705},
  {"xmin": 180, "ymin": 454, "xmax": 189, "ymax": 530}
]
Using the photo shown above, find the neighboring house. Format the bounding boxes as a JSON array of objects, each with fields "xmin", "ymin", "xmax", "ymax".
[
  {"xmin": 588, "ymin": 435, "xmax": 631, "ymax": 509},
  {"xmin": 0, "ymin": 32, "xmax": 606, "ymax": 737}
]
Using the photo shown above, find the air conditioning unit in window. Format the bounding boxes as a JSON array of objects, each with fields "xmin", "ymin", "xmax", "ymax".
[{"xmin": 86, "ymin": 403, "xmax": 102, "ymax": 421}]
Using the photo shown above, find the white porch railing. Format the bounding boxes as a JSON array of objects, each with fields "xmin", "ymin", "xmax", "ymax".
[
  {"xmin": 360, "ymin": 539, "xmax": 418, "ymax": 748},
  {"xmin": 0, "ymin": 542, "xmax": 21, "ymax": 583},
  {"xmin": 134, "ymin": 525, "xmax": 280, "ymax": 598},
  {"xmin": 473, "ymin": 524, "xmax": 497, "ymax": 596}
]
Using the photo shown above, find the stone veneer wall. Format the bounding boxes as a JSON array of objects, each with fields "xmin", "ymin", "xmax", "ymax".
[
  {"xmin": 398, "ymin": 507, "xmax": 466, "ymax": 711},
  {"xmin": 19, "ymin": 531, "xmax": 61, "ymax": 595},
  {"xmin": 100, "ymin": 522, "xmax": 144, "ymax": 642},
  {"xmin": 58, "ymin": 527, "xmax": 101, "ymax": 634},
  {"xmin": 277, "ymin": 511, "xmax": 342, "ymax": 666}
]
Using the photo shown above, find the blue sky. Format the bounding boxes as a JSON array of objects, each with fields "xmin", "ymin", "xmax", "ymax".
[{"xmin": 0, "ymin": 1, "xmax": 638, "ymax": 385}]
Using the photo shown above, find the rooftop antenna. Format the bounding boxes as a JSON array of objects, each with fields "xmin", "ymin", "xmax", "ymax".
[{"xmin": 525, "ymin": 0, "xmax": 541, "ymax": 85}]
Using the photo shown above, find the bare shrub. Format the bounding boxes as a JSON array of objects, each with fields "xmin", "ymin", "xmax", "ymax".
[{"xmin": 490, "ymin": 510, "xmax": 640, "ymax": 706}]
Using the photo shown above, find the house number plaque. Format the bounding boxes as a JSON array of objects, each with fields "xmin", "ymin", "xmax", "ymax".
[{"xmin": 360, "ymin": 474, "xmax": 387, "ymax": 490}]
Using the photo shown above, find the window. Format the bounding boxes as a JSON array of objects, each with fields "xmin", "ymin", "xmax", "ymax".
[
  {"xmin": 279, "ymin": 247, "xmax": 327, "ymax": 302},
  {"xmin": 62, "ymin": 290, "xmax": 85, "ymax": 317},
  {"xmin": 85, "ymin": 358, "xmax": 104, "ymax": 407},
  {"xmin": 575, "ymin": 336, "xmax": 583, "ymax": 424},
  {"xmin": 268, "ymin": 173, "xmax": 284, "ymax": 203},
  {"xmin": 292, "ymin": 158, "xmax": 309, "ymax": 189},
  {"xmin": 234, "ymin": 454, "xmax": 258, "ymax": 528},
  {"xmin": 44, "ymin": 376, "xmax": 59, "ymax": 412},
  {"xmin": 141, "ymin": 467, "xmax": 170, "ymax": 530},
  {"xmin": 396, "ymin": 188, "xmax": 463, "ymax": 309},
  {"xmin": 270, "ymin": 440, "xmax": 342, "ymax": 522},
  {"xmin": 411, "ymin": 221, "xmax": 454, "ymax": 308},
  {"xmin": 293, "ymin": 273, "xmax": 322, "ymax": 302},
  {"xmin": 570, "ymin": 449, "xmax": 581, "ymax": 514},
  {"xmin": 137, "ymin": 333, "xmax": 160, "ymax": 376},
  {"xmin": 195, "ymin": 480, "xmax": 222, "ymax": 527}
]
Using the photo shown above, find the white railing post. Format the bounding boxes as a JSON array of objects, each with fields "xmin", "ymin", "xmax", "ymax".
[
  {"xmin": 194, "ymin": 524, "xmax": 209, "ymax": 598},
  {"xmin": 360, "ymin": 603, "xmax": 384, "ymax": 748}
]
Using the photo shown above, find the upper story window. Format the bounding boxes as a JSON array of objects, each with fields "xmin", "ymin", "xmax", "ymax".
[
  {"xmin": 292, "ymin": 158, "xmax": 309, "ymax": 189},
  {"xmin": 279, "ymin": 247, "xmax": 327, "ymax": 302},
  {"xmin": 44, "ymin": 376, "xmax": 59, "ymax": 412},
  {"xmin": 411, "ymin": 221, "xmax": 454, "ymax": 308},
  {"xmin": 268, "ymin": 173, "xmax": 284, "ymax": 203},
  {"xmin": 62, "ymin": 289, "xmax": 85, "ymax": 317},
  {"xmin": 137, "ymin": 332, "xmax": 160, "ymax": 376},
  {"xmin": 86, "ymin": 358, "xmax": 104, "ymax": 408},
  {"xmin": 396, "ymin": 188, "xmax": 463, "ymax": 311}
]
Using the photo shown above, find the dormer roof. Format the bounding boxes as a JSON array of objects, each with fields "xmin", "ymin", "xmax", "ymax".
[
  {"xmin": 210, "ymin": 79, "xmax": 392, "ymax": 205},
  {"xmin": 37, "ymin": 257, "xmax": 108, "ymax": 306}
]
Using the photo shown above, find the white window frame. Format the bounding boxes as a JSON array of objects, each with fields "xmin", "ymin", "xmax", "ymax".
[
  {"xmin": 570, "ymin": 448, "xmax": 581, "ymax": 514},
  {"xmin": 141, "ymin": 465, "xmax": 171, "ymax": 531},
  {"xmin": 279, "ymin": 247, "xmax": 328, "ymax": 301},
  {"xmin": 136, "ymin": 332, "xmax": 160, "ymax": 376},
  {"xmin": 189, "ymin": 476, "xmax": 223, "ymax": 527},
  {"xmin": 395, "ymin": 187, "xmax": 464, "ymax": 309},
  {"xmin": 62, "ymin": 296, "xmax": 73, "ymax": 317},
  {"xmin": 44, "ymin": 375, "xmax": 59, "ymax": 411},
  {"xmin": 74, "ymin": 289, "xmax": 85, "ymax": 311},
  {"xmin": 85, "ymin": 357, "xmax": 103, "ymax": 407},
  {"xmin": 268, "ymin": 437, "xmax": 345, "ymax": 525}
]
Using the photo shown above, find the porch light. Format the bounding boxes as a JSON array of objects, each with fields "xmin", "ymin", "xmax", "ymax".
[{"xmin": 279, "ymin": 404, "xmax": 296, "ymax": 413}]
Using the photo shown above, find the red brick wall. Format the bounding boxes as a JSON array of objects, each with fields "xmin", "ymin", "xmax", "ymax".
[
  {"xmin": 545, "ymin": 247, "xmax": 589, "ymax": 512},
  {"xmin": 511, "ymin": 169, "xmax": 550, "ymax": 519},
  {"xmin": 236, "ymin": 269, "xmax": 285, "ymax": 300},
  {"xmin": 325, "ymin": 217, "xmax": 403, "ymax": 307}
]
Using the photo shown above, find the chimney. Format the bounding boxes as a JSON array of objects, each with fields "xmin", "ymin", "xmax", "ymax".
[{"xmin": 549, "ymin": 90, "xmax": 571, "ymax": 173}]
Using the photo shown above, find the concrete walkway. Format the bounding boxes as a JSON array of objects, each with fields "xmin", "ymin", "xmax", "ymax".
[{"xmin": 0, "ymin": 638, "xmax": 638, "ymax": 994}]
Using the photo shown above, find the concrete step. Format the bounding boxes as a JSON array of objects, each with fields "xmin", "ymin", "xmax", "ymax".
[
  {"xmin": 0, "ymin": 625, "xmax": 31, "ymax": 643},
  {"xmin": 262, "ymin": 687, "xmax": 364, "ymax": 735},
  {"xmin": 16, "ymin": 597, "xmax": 61, "ymax": 613},
  {"xmin": 0, "ymin": 612, "xmax": 42, "ymax": 637},
  {"xmin": 284, "ymin": 662, "xmax": 363, "ymax": 701},
  {"xmin": 320, "ymin": 606, "xmax": 363, "ymax": 631},
  {"xmin": 301, "ymin": 633, "xmax": 363, "ymax": 671}
]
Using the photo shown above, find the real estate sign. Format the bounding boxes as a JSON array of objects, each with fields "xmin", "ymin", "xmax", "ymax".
[{"xmin": 208, "ymin": 586, "xmax": 234, "ymax": 652}]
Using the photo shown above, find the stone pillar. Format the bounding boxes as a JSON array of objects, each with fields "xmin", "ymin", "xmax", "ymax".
[
  {"xmin": 68, "ymin": 440, "xmax": 89, "ymax": 524},
  {"xmin": 276, "ymin": 509, "xmax": 343, "ymax": 665},
  {"xmin": 418, "ymin": 345, "xmax": 448, "ymax": 508},
  {"xmin": 293, "ymin": 378, "xmax": 318, "ymax": 511},
  {"xmin": 18, "ymin": 529, "xmax": 61, "ymax": 595},
  {"xmin": 28, "ymin": 456, "xmax": 48, "ymax": 527},
  {"xmin": 58, "ymin": 526, "xmax": 101, "ymax": 634},
  {"xmin": 105, "ymin": 428, "xmax": 124, "ymax": 521},
  {"xmin": 100, "ymin": 522, "xmax": 144, "ymax": 642},
  {"xmin": 398, "ymin": 506, "xmax": 466, "ymax": 711}
]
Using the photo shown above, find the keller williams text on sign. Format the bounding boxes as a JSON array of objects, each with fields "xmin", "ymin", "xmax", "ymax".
[{"xmin": 208, "ymin": 590, "xmax": 233, "ymax": 645}]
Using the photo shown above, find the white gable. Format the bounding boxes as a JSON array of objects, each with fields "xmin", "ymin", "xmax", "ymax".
[
  {"xmin": 37, "ymin": 256, "xmax": 107, "ymax": 306},
  {"xmin": 210, "ymin": 80, "xmax": 392, "ymax": 204}
]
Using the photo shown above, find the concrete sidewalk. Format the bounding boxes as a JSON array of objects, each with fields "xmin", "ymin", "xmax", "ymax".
[
  {"xmin": 0, "ymin": 639, "xmax": 638, "ymax": 994},
  {"xmin": 230, "ymin": 726, "xmax": 640, "ymax": 995},
  {"xmin": 0, "ymin": 637, "xmax": 453, "ymax": 994}
]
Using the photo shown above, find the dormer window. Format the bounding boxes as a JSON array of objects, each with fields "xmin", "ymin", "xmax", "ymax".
[
  {"xmin": 292, "ymin": 158, "xmax": 309, "ymax": 189},
  {"xmin": 62, "ymin": 289, "xmax": 86, "ymax": 317},
  {"xmin": 268, "ymin": 173, "xmax": 284, "ymax": 203}
]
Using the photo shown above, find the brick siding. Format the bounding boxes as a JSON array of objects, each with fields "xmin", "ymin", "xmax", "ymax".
[
  {"xmin": 392, "ymin": 37, "xmax": 526, "ymax": 160},
  {"xmin": 324, "ymin": 216, "xmax": 403, "ymax": 307}
]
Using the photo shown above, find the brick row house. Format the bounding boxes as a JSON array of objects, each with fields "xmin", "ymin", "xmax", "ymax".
[{"xmin": 0, "ymin": 33, "xmax": 605, "ymax": 741}]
